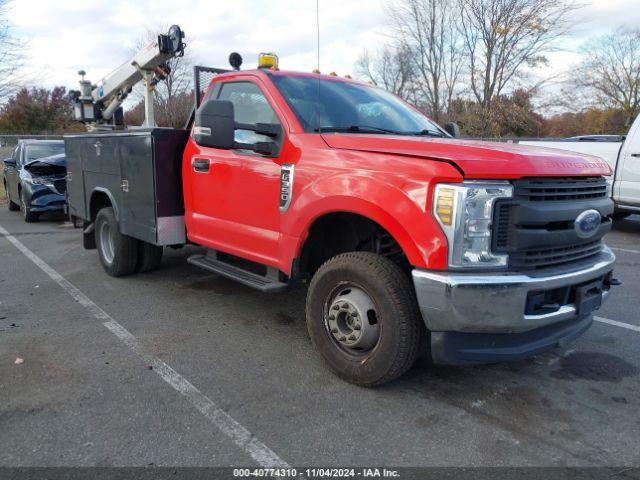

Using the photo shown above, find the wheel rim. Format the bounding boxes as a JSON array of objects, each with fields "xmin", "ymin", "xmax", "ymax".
[
  {"xmin": 325, "ymin": 284, "xmax": 381, "ymax": 354},
  {"xmin": 99, "ymin": 221, "xmax": 115, "ymax": 264}
]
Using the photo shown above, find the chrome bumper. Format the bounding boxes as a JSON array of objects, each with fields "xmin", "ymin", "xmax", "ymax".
[{"xmin": 412, "ymin": 246, "xmax": 616, "ymax": 334}]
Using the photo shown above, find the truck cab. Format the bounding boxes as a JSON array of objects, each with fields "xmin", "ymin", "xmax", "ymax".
[{"xmin": 66, "ymin": 60, "xmax": 618, "ymax": 386}]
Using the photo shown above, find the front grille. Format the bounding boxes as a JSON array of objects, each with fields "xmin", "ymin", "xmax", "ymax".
[
  {"xmin": 494, "ymin": 203, "xmax": 513, "ymax": 249},
  {"xmin": 493, "ymin": 176, "xmax": 612, "ymax": 271},
  {"xmin": 509, "ymin": 240, "xmax": 603, "ymax": 270},
  {"xmin": 515, "ymin": 176, "xmax": 607, "ymax": 202}
]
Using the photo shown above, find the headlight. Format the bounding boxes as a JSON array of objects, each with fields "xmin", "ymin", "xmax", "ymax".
[
  {"xmin": 433, "ymin": 181, "xmax": 513, "ymax": 269},
  {"xmin": 22, "ymin": 171, "xmax": 50, "ymax": 185}
]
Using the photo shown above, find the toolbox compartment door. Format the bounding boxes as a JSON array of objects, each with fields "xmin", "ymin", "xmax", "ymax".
[
  {"xmin": 118, "ymin": 135, "xmax": 157, "ymax": 244},
  {"xmin": 63, "ymin": 137, "xmax": 87, "ymax": 219}
]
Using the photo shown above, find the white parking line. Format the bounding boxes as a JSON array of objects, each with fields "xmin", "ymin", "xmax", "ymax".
[
  {"xmin": 610, "ymin": 246, "xmax": 640, "ymax": 255},
  {"xmin": 0, "ymin": 223, "xmax": 289, "ymax": 468},
  {"xmin": 594, "ymin": 316, "xmax": 640, "ymax": 333}
]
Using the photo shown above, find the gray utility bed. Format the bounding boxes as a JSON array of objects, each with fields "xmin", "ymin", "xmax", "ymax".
[{"xmin": 64, "ymin": 128, "xmax": 189, "ymax": 246}]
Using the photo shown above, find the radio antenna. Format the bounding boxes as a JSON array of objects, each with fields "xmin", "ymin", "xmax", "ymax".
[{"xmin": 316, "ymin": 0, "xmax": 320, "ymax": 71}]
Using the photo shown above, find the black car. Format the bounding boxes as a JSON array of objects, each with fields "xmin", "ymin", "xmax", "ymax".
[{"xmin": 2, "ymin": 140, "xmax": 66, "ymax": 222}]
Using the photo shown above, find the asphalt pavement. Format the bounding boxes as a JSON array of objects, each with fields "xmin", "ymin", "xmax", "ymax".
[{"xmin": 1, "ymin": 208, "xmax": 639, "ymax": 467}]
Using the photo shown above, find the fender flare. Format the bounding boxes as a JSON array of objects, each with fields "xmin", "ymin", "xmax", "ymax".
[
  {"xmin": 89, "ymin": 187, "xmax": 120, "ymax": 221},
  {"xmin": 283, "ymin": 174, "xmax": 448, "ymax": 270}
]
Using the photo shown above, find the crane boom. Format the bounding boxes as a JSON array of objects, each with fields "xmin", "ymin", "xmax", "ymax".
[{"xmin": 71, "ymin": 25, "xmax": 185, "ymax": 131}]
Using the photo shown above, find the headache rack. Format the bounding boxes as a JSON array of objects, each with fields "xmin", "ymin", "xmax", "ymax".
[{"xmin": 183, "ymin": 65, "xmax": 230, "ymax": 129}]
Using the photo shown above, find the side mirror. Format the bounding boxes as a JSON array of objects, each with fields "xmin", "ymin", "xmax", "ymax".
[
  {"xmin": 3, "ymin": 158, "xmax": 16, "ymax": 168},
  {"xmin": 444, "ymin": 122, "xmax": 460, "ymax": 138},
  {"xmin": 193, "ymin": 99, "xmax": 236, "ymax": 149}
]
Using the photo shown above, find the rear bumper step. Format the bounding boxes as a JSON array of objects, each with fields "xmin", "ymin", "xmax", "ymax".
[{"xmin": 187, "ymin": 250, "xmax": 288, "ymax": 293}]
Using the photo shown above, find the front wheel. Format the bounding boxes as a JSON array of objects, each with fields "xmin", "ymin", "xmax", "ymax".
[
  {"xmin": 95, "ymin": 207, "xmax": 138, "ymax": 277},
  {"xmin": 306, "ymin": 252, "xmax": 422, "ymax": 387},
  {"xmin": 20, "ymin": 191, "xmax": 38, "ymax": 222}
]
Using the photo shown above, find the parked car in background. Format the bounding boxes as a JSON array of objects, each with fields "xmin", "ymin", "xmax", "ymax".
[
  {"xmin": 566, "ymin": 135, "xmax": 626, "ymax": 142},
  {"xmin": 511, "ymin": 115, "xmax": 640, "ymax": 220},
  {"xmin": 2, "ymin": 140, "xmax": 66, "ymax": 222}
]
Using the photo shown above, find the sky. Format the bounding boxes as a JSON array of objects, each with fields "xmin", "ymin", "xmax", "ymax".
[{"xmin": 6, "ymin": 0, "xmax": 640, "ymax": 99}]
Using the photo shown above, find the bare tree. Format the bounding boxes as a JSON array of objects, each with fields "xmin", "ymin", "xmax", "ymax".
[
  {"xmin": 576, "ymin": 29, "xmax": 640, "ymax": 127},
  {"xmin": 130, "ymin": 25, "xmax": 194, "ymax": 128},
  {"xmin": 356, "ymin": 44, "xmax": 415, "ymax": 99},
  {"xmin": 458, "ymin": 0, "xmax": 577, "ymax": 134},
  {"xmin": 0, "ymin": 0, "xmax": 24, "ymax": 103},
  {"xmin": 386, "ymin": 0, "xmax": 464, "ymax": 122}
]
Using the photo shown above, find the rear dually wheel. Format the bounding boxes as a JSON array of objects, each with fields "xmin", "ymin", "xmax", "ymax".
[{"xmin": 95, "ymin": 207, "xmax": 138, "ymax": 277}]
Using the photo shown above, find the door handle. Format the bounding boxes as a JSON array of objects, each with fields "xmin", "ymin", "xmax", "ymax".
[
  {"xmin": 631, "ymin": 153, "xmax": 640, "ymax": 158},
  {"xmin": 192, "ymin": 158, "xmax": 210, "ymax": 173}
]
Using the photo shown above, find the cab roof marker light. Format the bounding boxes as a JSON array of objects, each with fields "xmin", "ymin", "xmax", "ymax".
[{"xmin": 258, "ymin": 53, "xmax": 279, "ymax": 70}]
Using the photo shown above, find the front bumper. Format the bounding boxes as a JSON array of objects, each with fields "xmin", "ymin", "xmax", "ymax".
[
  {"xmin": 23, "ymin": 183, "xmax": 66, "ymax": 212},
  {"xmin": 412, "ymin": 246, "xmax": 616, "ymax": 363}
]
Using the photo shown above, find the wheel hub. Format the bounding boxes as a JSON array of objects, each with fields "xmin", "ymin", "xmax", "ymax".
[
  {"xmin": 99, "ymin": 221, "xmax": 115, "ymax": 264},
  {"xmin": 327, "ymin": 287, "xmax": 380, "ymax": 351}
]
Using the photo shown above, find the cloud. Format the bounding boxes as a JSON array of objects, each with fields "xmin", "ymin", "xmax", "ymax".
[
  {"xmin": 6, "ymin": 0, "xmax": 637, "ymax": 95},
  {"xmin": 7, "ymin": 0, "xmax": 386, "ymax": 90}
]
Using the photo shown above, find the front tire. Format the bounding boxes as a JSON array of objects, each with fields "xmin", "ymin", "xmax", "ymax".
[
  {"xmin": 20, "ymin": 191, "xmax": 38, "ymax": 222},
  {"xmin": 306, "ymin": 252, "xmax": 422, "ymax": 387},
  {"xmin": 95, "ymin": 207, "xmax": 138, "ymax": 277}
]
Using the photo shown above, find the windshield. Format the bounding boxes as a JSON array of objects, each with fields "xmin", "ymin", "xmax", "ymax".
[
  {"xmin": 270, "ymin": 75, "xmax": 444, "ymax": 136},
  {"xmin": 25, "ymin": 143, "xmax": 64, "ymax": 163}
]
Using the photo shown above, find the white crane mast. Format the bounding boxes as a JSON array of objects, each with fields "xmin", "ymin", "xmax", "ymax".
[{"xmin": 71, "ymin": 25, "xmax": 185, "ymax": 131}]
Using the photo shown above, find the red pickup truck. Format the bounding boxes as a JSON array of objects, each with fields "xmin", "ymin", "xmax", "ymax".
[{"xmin": 65, "ymin": 64, "xmax": 618, "ymax": 386}]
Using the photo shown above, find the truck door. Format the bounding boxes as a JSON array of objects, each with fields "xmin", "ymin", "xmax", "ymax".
[
  {"xmin": 118, "ymin": 134, "xmax": 157, "ymax": 243},
  {"xmin": 187, "ymin": 80, "xmax": 283, "ymax": 267},
  {"xmin": 615, "ymin": 115, "xmax": 640, "ymax": 206}
]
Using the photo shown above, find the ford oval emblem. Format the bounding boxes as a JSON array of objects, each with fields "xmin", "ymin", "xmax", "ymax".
[{"xmin": 575, "ymin": 209, "xmax": 601, "ymax": 239}]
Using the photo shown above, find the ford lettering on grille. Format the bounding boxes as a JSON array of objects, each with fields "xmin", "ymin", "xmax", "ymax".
[{"xmin": 574, "ymin": 209, "xmax": 601, "ymax": 239}]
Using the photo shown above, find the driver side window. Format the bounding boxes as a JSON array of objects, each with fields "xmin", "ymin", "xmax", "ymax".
[{"xmin": 217, "ymin": 82, "xmax": 280, "ymax": 144}]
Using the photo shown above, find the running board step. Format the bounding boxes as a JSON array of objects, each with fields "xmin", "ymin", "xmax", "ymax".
[{"xmin": 187, "ymin": 250, "xmax": 287, "ymax": 293}]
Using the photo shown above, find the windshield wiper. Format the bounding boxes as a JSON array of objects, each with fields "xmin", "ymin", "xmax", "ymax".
[
  {"xmin": 315, "ymin": 125, "xmax": 401, "ymax": 135},
  {"xmin": 410, "ymin": 129, "xmax": 447, "ymax": 138}
]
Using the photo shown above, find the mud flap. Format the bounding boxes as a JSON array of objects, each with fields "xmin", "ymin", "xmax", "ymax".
[{"xmin": 83, "ymin": 221, "xmax": 96, "ymax": 250}]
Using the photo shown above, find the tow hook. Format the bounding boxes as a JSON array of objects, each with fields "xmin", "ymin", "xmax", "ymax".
[{"xmin": 605, "ymin": 276, "xmax": 622, "ymax": 287}]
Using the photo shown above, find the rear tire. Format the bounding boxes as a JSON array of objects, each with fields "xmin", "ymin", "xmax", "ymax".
[
  {"xmin": 306, "ymin": 252, "xmax": 422, "ymax": 387},
  {"xmin": 20, "ymin": 191, "xmax": 38, "ymax": 222},
  {"xmin": 95, "ymin": 207, "xmax": 138, "ymax": 277},
  {"xmin": 136, "ymin": 241, "xmax": 163, "ymax": 273}
]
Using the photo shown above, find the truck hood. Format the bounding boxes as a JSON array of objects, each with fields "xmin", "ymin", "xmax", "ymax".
[{"xmin": 320, "ymin": 134, "xmax": 612, "ymax": 178}]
